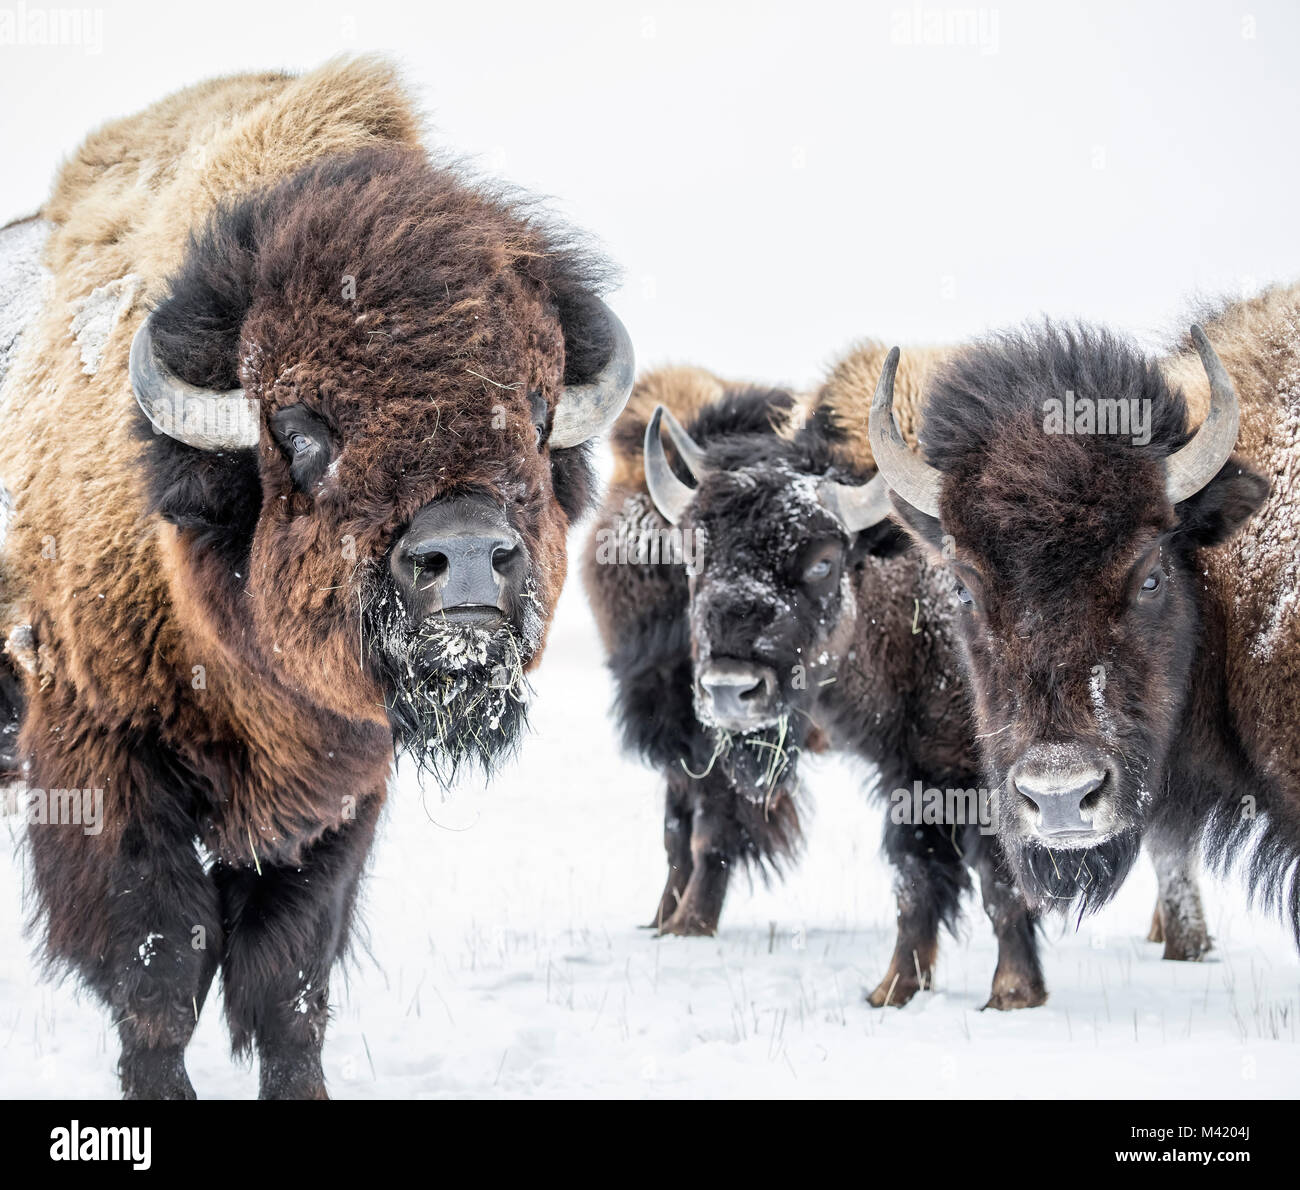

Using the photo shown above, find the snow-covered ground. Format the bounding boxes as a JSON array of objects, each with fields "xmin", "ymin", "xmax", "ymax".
[{"xmin": 1, "ymin": 565, "xmax": 1297, "ymax": 1099}]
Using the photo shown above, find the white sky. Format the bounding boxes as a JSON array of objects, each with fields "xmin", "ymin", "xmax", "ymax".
[{"xmin": 1, "ymin": 0, "xmax": 1296, "ymax": 388}]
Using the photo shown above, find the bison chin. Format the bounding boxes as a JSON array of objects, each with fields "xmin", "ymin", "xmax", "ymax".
[
  {"xmin": 692, "ymin": 715, "xmax": 808, "ymax": 805},
  {"xmin": 361, "ymin": 573, "xmax": 544, "ymax": 784},
  {"xmin": 1003, "ymin": 826, "xmax": 1142, "ymax": 918}
]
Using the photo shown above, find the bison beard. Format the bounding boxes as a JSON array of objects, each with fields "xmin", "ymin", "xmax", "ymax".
[
  {"xmin": 690, "ymin": 712, "xmax": 804, "ymax": 801},
  {"xmin": 1005, "ymin": 830, "xmax": 1143, "ymax": 919},
  {"xmin": 361, "ymin": 567, "xmax": 543, "ymax": 782}
]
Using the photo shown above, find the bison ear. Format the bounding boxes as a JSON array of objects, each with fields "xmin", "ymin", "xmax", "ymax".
[{"xmin": 1174, "ymin": 458, "xmax": 1268, "ymax": 548}]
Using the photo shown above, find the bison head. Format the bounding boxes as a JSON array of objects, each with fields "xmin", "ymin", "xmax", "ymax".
[
  {"xmin": 642, "ymin": 394, "xmax": 895, "ymax": 796},
  {"xmin": 868, "ymin": 327, "xmax": 1267, "ymax": 912},
  {"xmin": 132, "ymin": 148, "xmax": 632, "ymax": 781}
]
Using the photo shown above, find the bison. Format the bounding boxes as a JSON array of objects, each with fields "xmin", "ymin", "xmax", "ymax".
[
  {"xmin": 0, "ymin": 58, "xmax": 633, "ymax": 1098},
  {"xmin": 868, "ymin": 296, "xmax": 1296, "ymax": 942},
  {"xmin": 583, "ymin": 348, "xmax": 1057, "ymax": 1009}
]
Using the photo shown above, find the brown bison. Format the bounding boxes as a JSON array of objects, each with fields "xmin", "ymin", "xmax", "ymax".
[
  {"xmin": 869, "ymin": 294, "xmax": 1296, "ymax": 942},
  {"xmin": 584, "ymin": 348, "xmax": 1055, "ymax": 1009},
  {"xmin": 585, "ymin": 344, "xmax": 1215, "ymax": 1010},
  {"xmin": 0, "ymin": 58, "xmax": 632, "ymax": 1098}
]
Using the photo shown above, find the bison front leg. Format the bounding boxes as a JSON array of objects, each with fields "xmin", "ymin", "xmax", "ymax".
[
  {"xmin": 656, "ymin": 777, "xmax": 739, "ymax": 937},
  {"xmin": 1147, "ymin": 841, "xmax": 1211, "ymax": 961},
  {"xmin": 29, "ymin": 810, "xmax": 222, "ymax": 1100},
  {"xmin": 975, "ymin": 842, "xmax": 1047, "ymax": 1011},
  {"xmin": 215, "ymin": 796, "xmax": 381, "ymax": 1100},
  {"xmin": 868, "ymin": 829, "xmax": 967, "ymax": 1008},
  {"xmin": 648, "ymin": 774, "xmax": 695, "ymax": 929}
]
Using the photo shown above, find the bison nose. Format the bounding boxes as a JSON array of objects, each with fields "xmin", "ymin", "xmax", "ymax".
[
  {"xmin": 390, "ymin": 495, "xmax": 524, "ymax": 624},
  {"xmin": 1010, "ymin": 748, "xmax": 1110, "ymax": 840},
  {"xmin": 697, "ymin": 660, "xmax": 780, "ymax": 732}
]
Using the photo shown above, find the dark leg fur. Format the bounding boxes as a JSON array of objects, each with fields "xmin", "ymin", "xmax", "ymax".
[
  {"xmin": 653, "ymin": 769, "xmax": 799, "ymax": 937},
  {"xmin": 656, "ymin": 786, "xmax": 733, "ymax": 936},
  {"xmin": 214, "ymin": 795, "xmax": 381, "ymax": 1100},
  {"xmin": 868, "ymin": 824, "xmax": 968, "ymax": 1007},
  {"xmin": 975, "ymin": 841, "xmax": 1047, "ymax": 1011},
  {"xmin": 29, "ymin": 799, "xmax": 223, "ymax": 1100},
  {"xmin": 648, "ymin": 776, "xmax": 694, "ymax": 929}
]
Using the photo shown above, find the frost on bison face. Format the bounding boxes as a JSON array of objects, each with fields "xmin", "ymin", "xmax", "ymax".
[
  {"xmin": 642, "ymin": 403, "xmax": 892, "ymax": 800},
  {"xmin": 868, "ymin": 327, "xmax": 1267, "ymax": 915},
  {"xmin": 139, "ymin": 147, "xmax": 632, "ymax": 783}
]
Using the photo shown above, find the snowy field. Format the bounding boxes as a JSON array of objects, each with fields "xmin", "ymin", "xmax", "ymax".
[{"xmin": 0, "ymin": 547, "xmax": 1297, "ymax": 1100}]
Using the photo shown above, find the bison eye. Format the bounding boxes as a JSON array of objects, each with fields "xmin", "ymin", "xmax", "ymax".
[
  {"xmin": 956, "ymin": 583, "xmax": 974, "ymax": 606},
  {"xmin": 1140, "ymin": 567, "xmax": 1165, "ymax": 598},
  {"xmin": 800, "ymin": 550, "xmax": 839, "ymax": 587},
  {"xmin": 271, "ymin": 406, "xmax": 333, "ymax": 489},
  {"xmin": 529, "ymin": 389, "xmax": 548, "ymax": 451}
]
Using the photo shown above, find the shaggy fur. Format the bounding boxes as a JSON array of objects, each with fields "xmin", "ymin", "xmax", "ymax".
[
  {"xmin": 891, "ymin": 306, "xmax": 1294, "ymax": 936},
  {"xmin": 804, "ymin": 338, "xmax": 949, "ymax": 467},
  {"xmin": 583, "ymin": 353, "xmax": 1048, "ymax": 1010},
  {"xmin": 0, "ymin": 59, "xmax": 618, "ymax": 1098}
]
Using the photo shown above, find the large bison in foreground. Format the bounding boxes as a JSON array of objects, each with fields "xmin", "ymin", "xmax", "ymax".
[
  {"xmin": 583, "ymin": 348, "xmax": 1055, "ymax": 1009},
  {"xmin": 870, "ymin": 296, "xmax": 1297, "ymax": 940},
  {"xmin": 0, "ymin": 59, "xmax": 632, "ymax": 1098}
]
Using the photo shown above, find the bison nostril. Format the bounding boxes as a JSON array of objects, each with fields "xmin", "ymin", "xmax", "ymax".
[
  {"xmin": 738, "ymin": 681, "xmax": 764, "ymax": 703},
  {"xmin": 1079, "ymin": 782, "xmax": 1105, "ymax": 815},
  {"xmin": 408, "ymin": 550, "xmax": 449, "ymax": 582},
  {"xmin": 491, "ymin": 544, "xmax": 522, "ymax": 575}
]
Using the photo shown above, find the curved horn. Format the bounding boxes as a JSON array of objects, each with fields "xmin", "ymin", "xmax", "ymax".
[
  {"xmin": 867, "ymin": 346, "xmax": 942, "ymax": 518},
  {"xmin": 818, "ymin": 473, "xmax": 892, "ymax": 533},
  {"xmin": 129, "ymin": 316, "xmax": 260, "ymax": 451},
  {"xmin": 549, "ymin": 301, "xmax": 636, "ymax": 449},
  {"xmin": 644, "ymin": 405, "xmax": 705, "ymax": 525},
  {"xmin": 1165, "ymin": 324, "xmax": 1241, "ymax": 505}
]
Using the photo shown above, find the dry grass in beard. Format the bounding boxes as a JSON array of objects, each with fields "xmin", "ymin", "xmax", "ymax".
[
  {"xmin": 361, "ymin": 581, "xmax": 535, "ymax": 786},
  {"xmin": 680, "ymin": 712, "xmax": 797, "ymax": 804}
]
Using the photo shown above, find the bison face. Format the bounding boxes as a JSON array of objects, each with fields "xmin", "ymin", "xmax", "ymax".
[
  {"xmin": 643, "ymin": 405, "xmax": 895, "ymax": 798},
  {"xmin": 133, "ymin": 148, "xmax": 632, "ymax": 781},
  {"xmin": 868, "ymin": 329, "xmax": 1267, "ymax": 913}
]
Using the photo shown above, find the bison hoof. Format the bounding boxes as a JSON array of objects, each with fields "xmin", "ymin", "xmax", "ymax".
[
  {"xmin": 866, "ymin": 975, "xmax": 924, "ymax": 1008},
  {"xmin": 655, "ymin": 912, "xmax": 718, "ymax": 938},
  {"xmin": 120, "ymin": 1049, "xmax": 197, "ymax": 1100},
  {"xmin": 981, "ymin": 982, "xmax": 1047, "ymax": 1011},
  {"xmin": 1147, "ymin": 904, "xmax": 1165, "ymax": 943},
  {"xmin": 1162, "ymin": 934, "xmax": 1212, "ymax": 962}
]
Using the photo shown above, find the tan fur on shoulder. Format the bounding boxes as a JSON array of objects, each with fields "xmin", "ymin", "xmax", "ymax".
[
  {"xmin": 805, "ymin": 339, "xmax": 953, "ymax": 472},
  {"xmin": 0, "ymin": 57, "xmax": 428, "ymax": 848},
  {"xmin": 608, "ymin": 365, "xmax": 735, "ymax": 490}
]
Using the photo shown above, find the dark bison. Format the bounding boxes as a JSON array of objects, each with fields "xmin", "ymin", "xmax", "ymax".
[
  {"xmin": 0, "ymin": 59, "xmax": 632, "ymax": 1098},
  {"xmin": 869, "ymin": 297, "xmax": 1296, "ymax": 941},
  {"xmin": 583, "ymin": 350, "xmax": 1055, "ymax": 1009}
]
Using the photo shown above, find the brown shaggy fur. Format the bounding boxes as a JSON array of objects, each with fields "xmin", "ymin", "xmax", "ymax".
[
  {"xmin": 886, "ymin": 293, "xmax": 1294, "ymax": 935},
  {"xmin": 0, "ymin": 58, "xmax": 617, "ymax": 1099},
  {"xmin": 583, "ymin": 352, "xmax": 1050, "ymax": 1009},
  {"xmin": 1165, "ymin": 284, "xmax": 1300, "ymax": 800},
  {"xmin": 806, "ymin": 339, "xmax": 951, "ymax": 468}
]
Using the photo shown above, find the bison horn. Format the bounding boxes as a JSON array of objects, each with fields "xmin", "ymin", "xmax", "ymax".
[
  {"xmin": 129, "ymin": 316, "xmax": 261, "ymax": 451},
  {"xmin": 818, "ymin": 474, "xmax": 892, "ymax": 533},
  {"xmin": 1165, "ymin": 324, "xmax": 1241, "ymax": 505},
  {"xmin": 549, "ymin": 301, "xmax": 636, "ymax": 449},
  {"xmin": 867, "ymin": 345, "xmax": 943, "ymax": 518},
  {"xmin": 644, "ymin": 405, "xmax": 706, "ymax": 525}
]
